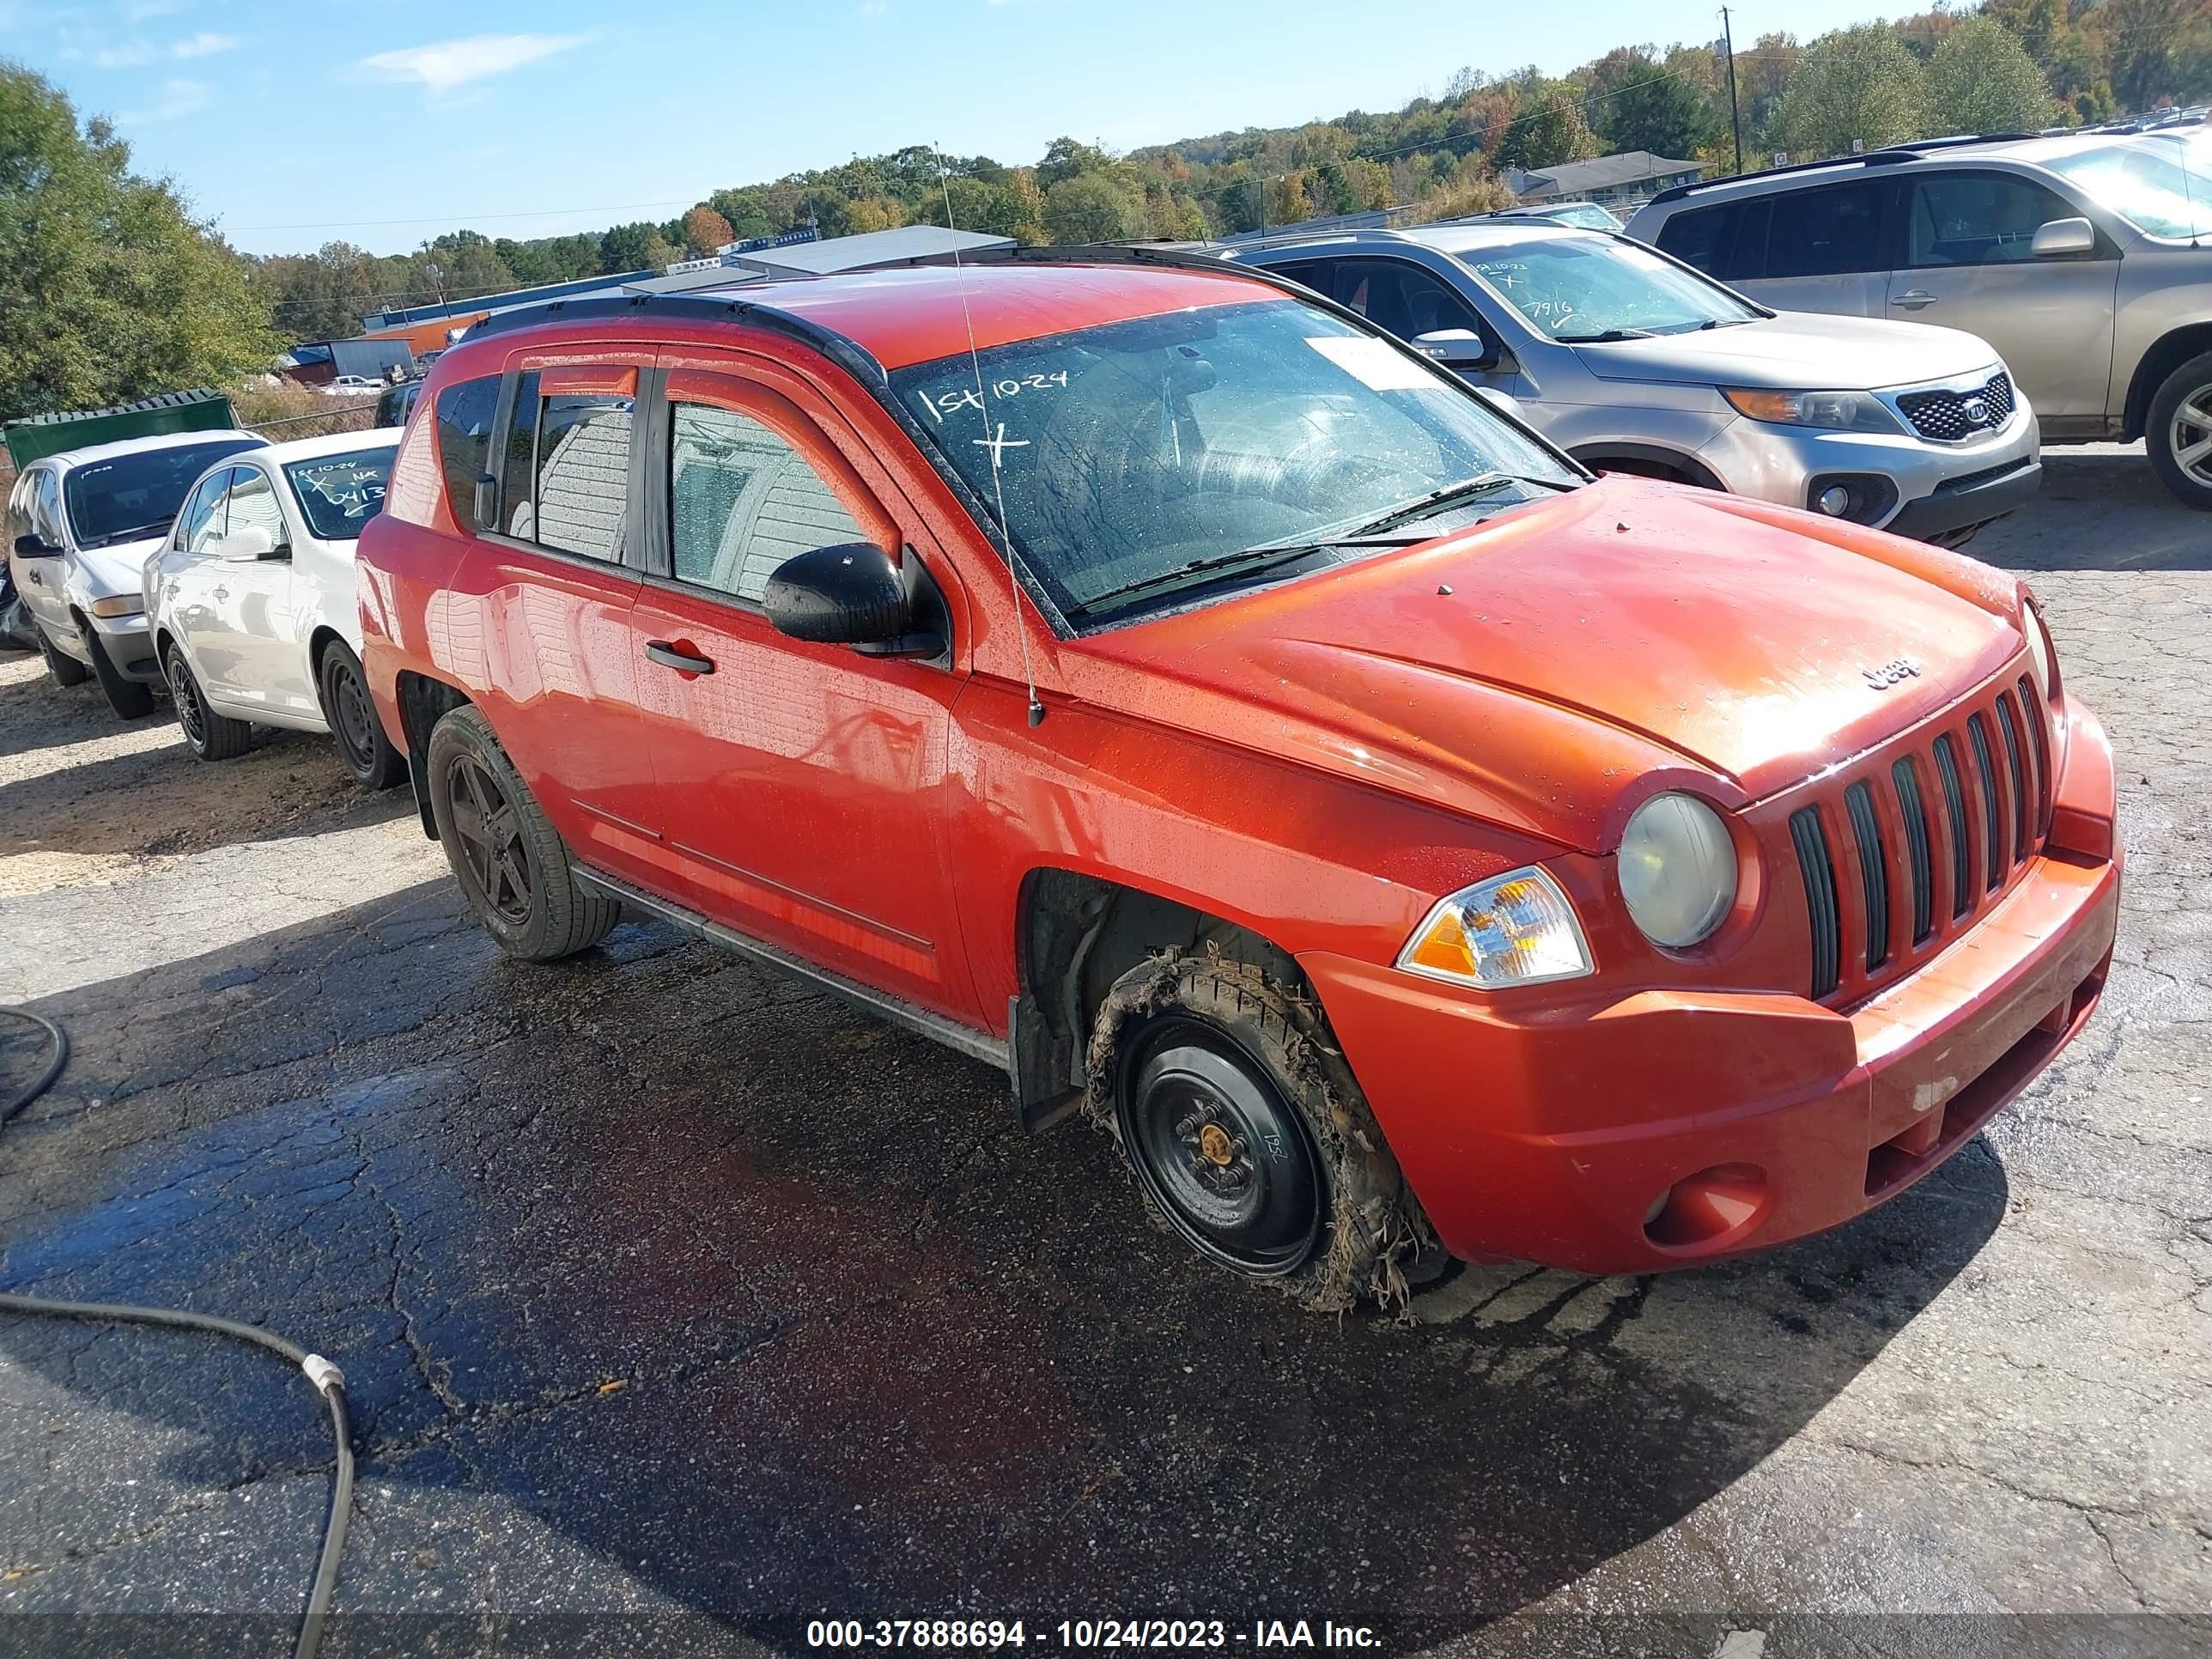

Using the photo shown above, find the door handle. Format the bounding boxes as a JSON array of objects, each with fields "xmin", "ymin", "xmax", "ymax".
[
  {"xmin": 646, "ymin": 639, "xmax": 715, "ymax": 675},
  {"xmin": 1893, "ymin": 289, "xmax": 1938, "ymax": 310}
]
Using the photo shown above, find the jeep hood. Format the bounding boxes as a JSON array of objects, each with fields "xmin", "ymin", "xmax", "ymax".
[
  {"xmin": 1575, "ymin": 311, "xmax": 2001, "ymax": 392},
  {"xmin": 1064, "ymin": 478, "xmax": 2027, "ymax": 852}
]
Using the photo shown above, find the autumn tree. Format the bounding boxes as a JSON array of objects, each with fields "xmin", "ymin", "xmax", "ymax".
[
  {"xmin": 1493, "ymin": 82, "xmax": 1601, "ymax": 171},
  {"xmin": 680, "ymin": 204, "xmax": 734, "ymax": 258}
]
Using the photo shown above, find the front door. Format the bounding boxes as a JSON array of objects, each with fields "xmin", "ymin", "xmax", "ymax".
[
  {"xmin": 190, "ymin": 464, "xmax": 316, "ymax": 717},
  {"xmin": 14, "ymin": 468, "xmax": 73, "ymax": 641},
  {"xmin": 1887, "ymin": 170, "xmax": 2120, "ymax": 425},
  {"xmin": 628, "ymin": 356, "xmax": 977, "ymax": 1023}
]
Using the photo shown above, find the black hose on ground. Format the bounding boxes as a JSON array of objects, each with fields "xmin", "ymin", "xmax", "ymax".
[{"xmin": 0, "ymin": 1005, "xmax": 355, "ymax": 1659}]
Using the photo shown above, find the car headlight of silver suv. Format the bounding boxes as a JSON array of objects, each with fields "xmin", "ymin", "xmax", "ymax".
[
  {"xmin": 1618, "ymin": 793, "xmax": 1739, "ymax": 950},
  {"xmin": 1722, "ymin": 386, "xmax": 1906, "ymax": 435}
]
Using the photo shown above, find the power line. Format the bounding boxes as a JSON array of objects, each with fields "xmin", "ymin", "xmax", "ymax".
[{"xmin": 228, "ymin": 198, "xmax": 699, "ymax": 232}]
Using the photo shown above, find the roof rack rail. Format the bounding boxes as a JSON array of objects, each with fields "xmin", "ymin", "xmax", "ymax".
[
  {"xmin": 456, "ymin": 290, "xmax": 895, "ymax": 386},
  {"xmin": 1644, "ymin": 149, "xmax": 1930, "ymax": 205},
  {"xmin": 1872, "ymin": 132, "xmax": 2036, "ymax": 154}
]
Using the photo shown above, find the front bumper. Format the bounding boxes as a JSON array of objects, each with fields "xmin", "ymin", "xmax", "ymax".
[
  {"xmin": 1301, "ymin": 698, "xmax": 2121, "ymax": 1276},
  {"xmin": 81, "ymin": 611, "xmax": 162, "ymax": 682},
  {"xmin": 1697, "ymin": 394, "xmax": 2041, "ymax": 542}
]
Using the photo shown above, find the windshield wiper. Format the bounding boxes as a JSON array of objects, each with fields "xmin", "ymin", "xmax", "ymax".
[
  {"xmin": 1338, "ymin": 471, "xmax": 1569, "ymax": 538},
  {"xmin": 94, "ymin": 520, "xmax": 173, "ymax": 547},
  {"xmin": 1697, "ymin": 317, "xmax": 1754, "ymax": 330},
  {"xmin": 1072, "ymin": 544, "xmax": 1334, "ymax": 615},
  {"xmin": 1553, "ymin": 327, "xmax": 1656, "ymax": 343}
]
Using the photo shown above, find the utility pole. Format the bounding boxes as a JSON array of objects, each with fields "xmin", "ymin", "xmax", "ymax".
[{"xmin": 1721, "ymin": 6, "xmax": 1745, "ymax": 176}]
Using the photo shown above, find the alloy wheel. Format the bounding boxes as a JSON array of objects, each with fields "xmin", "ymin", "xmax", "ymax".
[
  {"xmin": 1119, "ymin": 1016, "xmax": 1322, "ymax": 1278},
  {"xmin": 2169, "ymin": 385, "xmax": 2212, "ymax": 489},
  {"xmin": 444, "ymin": 751, "xmax": 534, "ymax": 925},
  {"xmin": 171, "ymin": 658, "xmax": 207, "ymax": 749}
]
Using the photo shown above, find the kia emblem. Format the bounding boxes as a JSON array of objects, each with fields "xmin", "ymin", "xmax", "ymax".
[{"xmin": 1962, "ymin": 396, "xmax": 1990, "ymax": 424}]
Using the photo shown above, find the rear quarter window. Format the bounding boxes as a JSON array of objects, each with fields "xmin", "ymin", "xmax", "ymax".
[{"xmin": 434, "ymin": 375, "xmax": 501, "ymax": 527}]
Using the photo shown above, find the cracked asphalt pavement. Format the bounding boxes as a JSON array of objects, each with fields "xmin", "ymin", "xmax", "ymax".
[{"xmin": 0, "ymin": 444, "xmax": 2206, "ymax": 1658}]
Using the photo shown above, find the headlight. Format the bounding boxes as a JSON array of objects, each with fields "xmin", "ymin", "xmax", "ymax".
[
  {"xmin": 88, "ymin": 594, "xmax": 144, "ymax": 619},
  {"xmin": 1619, "ymin": 793, "xmax": 1738, "ymax": 950},
  {"xmin": 2024, "ymin": 598, "xmax": 2057, "ymax": 703},
  {"xmin": 1722, "ymin": 386, "xmax": 1905, "ymax": 435},
  {"xmin": 1397, "ymin": 866, "xmax": 1592, "ymax": 990}
]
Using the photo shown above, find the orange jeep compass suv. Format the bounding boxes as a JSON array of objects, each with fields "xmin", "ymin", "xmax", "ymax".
[{"xmin": 356, "ymin": 249, "xmax": 2120, "ymax": 1310}]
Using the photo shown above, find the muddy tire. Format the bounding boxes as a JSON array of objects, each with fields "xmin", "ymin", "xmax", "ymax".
[
  {"xmin": 85, "ymin": 625, "xmax": 155, "ymax": 720},
  {"xmin": 2147, "ymin": 349, "xmax": 2212, "ymax": 510},
  {"xmin": 319, "ymin": 640, "xmax": 406, "ymax": 790},
  {"xmin": 424, "ymin": 704, "xmax": 620, "ymax": 961},
  {"xmin": 37, "ymin": 624, "xmax": 88, "ymax": 688},
  {"xmin": 165, "ymin": 643, "xmax": 252, "ymax": 761},
  {"xmin": 1092, "ymin": 952, "xmax": 1427, "ymax": 1313}
]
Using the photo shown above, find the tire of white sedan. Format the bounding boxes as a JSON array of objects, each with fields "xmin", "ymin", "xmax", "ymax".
[
  {"xmin": 83, "ymin": 623, "xmax": 155, "ymax": 720},
  {"xmin": 164, "ymin": 643, "xmax": 252, "ymax": 761},
  {"xmin": 319, "ymin": 641, "xmax": 406, "ymax": 790},
  {"xmin": 424, "ymin": 705, "xmax": 622, "ymax": 961},
  {"xmin": 2147, "ymin": 349, "xmax": 2212, "ymax": 510},
  {"xmin": 36, "ymin": 625, "xmax": 88, "ymax": 688}
]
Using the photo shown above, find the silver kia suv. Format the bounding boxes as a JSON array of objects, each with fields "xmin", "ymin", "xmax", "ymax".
[
  {"xmin": 1224, "ymin": 222, "xmax": 2040, "ymax": 546},
  {"xmin": 1627, "ymin": 128, "xmax": 2212, "ymax": 507}
]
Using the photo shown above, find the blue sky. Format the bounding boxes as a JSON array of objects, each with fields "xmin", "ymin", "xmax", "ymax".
[{"xmin": 8, "ymin": 0, "xmax": 1897, "ymax": 258}]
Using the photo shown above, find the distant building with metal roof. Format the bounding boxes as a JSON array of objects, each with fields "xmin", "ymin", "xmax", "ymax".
[
  {"xmin": 722, "ymin": 223, "xmax": 1014, "ymax": 277},
  {"xmin": 1505, "ymin": 151, "xmax": 1706, "ymax": 208}
]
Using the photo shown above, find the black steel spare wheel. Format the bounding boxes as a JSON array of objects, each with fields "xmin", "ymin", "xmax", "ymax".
[
  {"xmin": 445, "ymin": 750, "xmax": 534, "ymax": 926},
  {"xmin": 329, "ymin": 660, "xmax": 377, "ymax": 769},
  {"xmin": 1120, "ymin": 1015, "xmax": 1322, "ymax": 1277}
]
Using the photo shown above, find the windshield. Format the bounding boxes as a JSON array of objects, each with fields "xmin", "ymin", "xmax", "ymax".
[
  {"xmin": 888, "ymin": 298, "xmax": 1577, "ymax": 621},
  {"xmin": 2043, "ymin": 134, "xmax": 2212, "ymax": 240},
  {"xmin": 63, "ymin": 438, "xmax": 264, "ymax": 548},
  {"xmin": 1464, "ymin": 236, "xmax": 1759, "ymax": 339},
  {"xmin": 284, "ymin": 446, "xmax": 395, "ymax": 540}
]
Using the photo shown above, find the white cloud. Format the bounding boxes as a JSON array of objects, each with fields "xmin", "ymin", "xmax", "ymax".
[
  {"xmin": 82, "ymin": 40, "xmax": 158, "ymax": 66},
  {"xmin": 118, "ymin": 77, "xmax": 210, "ymax": 123},
  {"xmin": 172, "ymin": 31, "xmax": 242, "ymax": 58},
  {"xmin": 359, "ymin": 33, "xmax": 586, "ymax": 96}
]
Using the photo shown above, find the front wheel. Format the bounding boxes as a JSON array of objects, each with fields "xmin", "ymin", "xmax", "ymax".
[
  {"xmin": 1099, "ymin": 953, "xmax": 1426, "ymax": 1312},
  {"xmin": 36, "ymin": 624, "xmax": 88, "ymax": 688},
  {"xmin": 165, "ymin": 643, "xmax": 252, "ymax": 760},
  {"xmin": 2147, "ymin": 349, "xmax": 2212, "ymax": 509},
  {"xmin": 424, "ymin": 705, "xmax": 621, "ymax": 961},
  {"xmin": 319, "ymin": 641, "xmax": 405, "ymax": 790}
]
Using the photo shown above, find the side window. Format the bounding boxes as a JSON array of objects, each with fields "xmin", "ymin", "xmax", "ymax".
[
  {"xmin": 434, "ymin": 374, "xmax": 501, "ymax": 527},
  {"xmin": 225, "ymin": 469, "xmax": 289, "ymax": 550},
  {"xmin": 1764, "ymin": 181, "xmax": 1892, "ymax": 279},
  {"xmin": 174, "ymin": 470, "xmax": 230, "ymax": 552},
  {"xmin": 668, "ymin": 402, "xmax": 866, "ymax": 603},
  {"xmin": 1269, "ymin": 260, "xmax": 1332, "ymax": 300},
  {"xmin": 526, "ymin": 381, "xmax": 635, "ymax": 562},
  {"xmin": 1906, "ymin": 173, "xmax": 2085, "ymax": 267},
  {"xmin": 1654, "ymin": 202, "xmax": 1738, "ymax": 275},
  {"xmin": 33, "ymin": 470, "xmax": 65, "ymax": 544},
  {"xmin": 1329, "ymin": 260, "xmax": 1484, "ymax": 340},
  {"xmin": 498, "ymin": 370, "xmax": 540, "ymax": 538}
]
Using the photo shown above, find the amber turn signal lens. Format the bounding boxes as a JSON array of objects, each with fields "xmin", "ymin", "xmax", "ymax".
[{"xmin": 1396, "ymin": 867, "xmax": 1593, "ymax": 990}]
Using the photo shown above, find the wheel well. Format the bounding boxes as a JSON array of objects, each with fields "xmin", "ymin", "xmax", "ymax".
[
  {"xmin": 393, "ymin": 671, "xmax": 473, "ymax": 840},
  {"xmin": 307, "ymin": 626, "xmax": 348, "ymax": 680},
  {"xmin": 2122, "ymin": 325, "xmax": 2212, "ymax": 442},
  {"xmin": 1010, "ymin": 869, "xmax": 1304, "ymax": 1130},
  {"xmin": 1571, "ymin": 444, "xmax": 1725, "ymax": 491}
]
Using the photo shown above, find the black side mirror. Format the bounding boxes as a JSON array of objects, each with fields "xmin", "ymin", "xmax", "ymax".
[
  {"xmin": 12, "ymin": 533, "xmax": 61, "ymax": 559},
  {"xmin": 763, "ymin": 542, "xmax": 946, "ymax": 659}
]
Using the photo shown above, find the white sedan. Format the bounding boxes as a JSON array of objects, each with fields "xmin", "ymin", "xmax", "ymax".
[{"xmin": 143, "ymin": 431, "xmax": 406, "ymax": 787}]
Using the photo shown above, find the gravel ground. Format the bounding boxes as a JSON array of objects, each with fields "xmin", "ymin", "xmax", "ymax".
[{"xmin": 0, "ymin": 445, "xmax": 2205, "ymax": 1658}]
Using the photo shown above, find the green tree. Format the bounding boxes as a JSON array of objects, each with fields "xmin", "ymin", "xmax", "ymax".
[
  {"xmin": 1774, "ymin": 24, "xmax": 1929, "ymax": 159},
  {"xmin": 1036, "ymin": 136, "xmax": 1115, "ymax": 189},
  {"xmin": 1494, "ymin": 83, "xmax": 1601, "ymax": 171},
  {"xmin": 1601, "ymin": 51, "xmax": 1717, "ymax": 156},
  {"xmin": 599, "ymin": 220, "xmax": 671, "ymax": 271},
  {"xmin": 0, "ymin": 61, "xmax": 274, "ymax": 418},
  {"xmin": 1927, "ymin": 17, "xmax": 2061, "ymax": 135},
  {"xmin": 2102, "ymin": 0, "xmax": 2203, "ymax": 111},
  {"xmin": 1041, "ymin": 172, "xmax": 1147, "ymax": 242}
]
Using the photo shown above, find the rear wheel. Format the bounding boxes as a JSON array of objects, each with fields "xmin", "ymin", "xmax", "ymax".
[
  {"xmin": 2147, "ymin": 349, "xmax": 2212, "ymax": 509},
  {"xmin": 319, "ymin": 641, "xmax": 405, "ymax": 790},
  {"xmin": 36, "ymin": 624, "xmax": 88, "ymax": 688},
  {"xmin": 164, "ymin": 643, "xmax": 251, "ymax": 760},
  {"xmin": 84, "ymin": 623, "xmax": 155, "ymax": 719},
  {"xmin": 424, "ymin": 705, "xmax": 620, "ymax": 961},
  {"xmin": 1099, "ymin": 954, "xmax": 1426, "ymax": 1312}
]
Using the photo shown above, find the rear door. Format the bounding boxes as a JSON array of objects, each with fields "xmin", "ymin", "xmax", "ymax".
[
  {"xmin": 1887, "ymin": 169, "xmax": 2119, "ymax": 422},
  {"xmin": 1731, "ymin": 179, "xmax": 1898, "ymax": 318},
  {"xmin": 434, "ymin": 358, "xmax": 667, "ymax": 890},
  {"xmin": 627, "ymin": 350, "xmax": 978, "ymax": 1023}
]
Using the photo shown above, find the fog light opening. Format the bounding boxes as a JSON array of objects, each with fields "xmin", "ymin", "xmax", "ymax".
[
  {"xmin": 1644, "ymin": 1163, "xmax": 1771, "ymax": 1251},
  {"xmin": 1816, "ymin": 484, "xmax": 1852, "ymax": 517}
]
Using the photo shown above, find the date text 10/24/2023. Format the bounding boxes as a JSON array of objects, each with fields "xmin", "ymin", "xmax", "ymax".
[{"xmin": 805, "ymin": 1621, "xmax": 1382, "ymax": 1650}]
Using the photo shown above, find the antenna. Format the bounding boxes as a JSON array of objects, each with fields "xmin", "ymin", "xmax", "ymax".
[{"xmin": 937, "ymin": 149, "xmax": 1047, "ymax": 728}]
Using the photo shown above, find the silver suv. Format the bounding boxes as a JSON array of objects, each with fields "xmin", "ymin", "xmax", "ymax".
[
  {"xmin": 1626, "ymin": 129, "xmax": 2212, "ymax": 507},
  {"xmin": 1224, "ymin": 222, "xmax": 2039, "ymax": 545}
]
